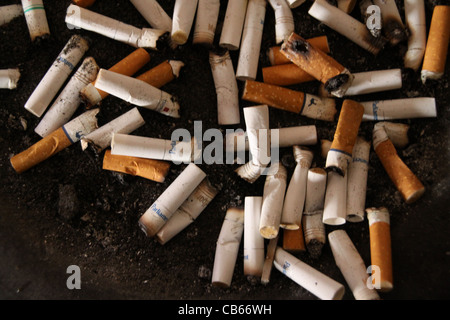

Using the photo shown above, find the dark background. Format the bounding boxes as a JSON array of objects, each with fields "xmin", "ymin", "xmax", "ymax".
[{"xmin": 0, "ymin": 0, "xmax": 449, "ymax": 300}]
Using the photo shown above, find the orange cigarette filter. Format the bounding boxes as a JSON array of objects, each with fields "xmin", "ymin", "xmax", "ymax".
[
  {"xmin": 102, "ymin": 150, "xmax": 171, "ymax": 183},
  {"xmin": 282, "ymin": 228, "xmax": 306, "ymax": 253},
  {"xmin": 366, "ymin": 207, "xmax": 393, "ymax": 292},
  {"xmin": 10, "ymin": 128, "xmax": 73, "ymax": 174},
  {"xmin": 330, "ymin": 100, "xmax": 364, "ymax": 155},
  {"xmin": 374, "ymin": 137, "xmax": 425, "ymax": 204},
  {"xmin": 421, "ymin": 5, "xmax": 450, "ymax": 81},
  {"xmin": 267, "ymin": 35, "xmax": 330, "ymax": 65},
  {"xmin": 280, "ymin": 32, "xmax": 353, "ymax": 97},
  {"xmin": 72, "ymin": 0, "xmax": 96, "ymax": 8},
  {"xmin": 136, "ymin": 60, "xmax": 180, "ymax": 88},
  {"xmin": 83, "ymin": 48, "xmax": 151, "ymax": 105},
  {"xmin": 262, "ymin": 63, "xmax": 317, "ymax": 86},
  {"xmin": 242, "ymin": 79, "xmax": 306, "ymax": 114}
]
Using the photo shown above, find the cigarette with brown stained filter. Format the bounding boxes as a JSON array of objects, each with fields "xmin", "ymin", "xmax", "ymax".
[
  {"xmin": 72, "ymin": 0, "xmax": 96, "ymax": 8},
  {"xmin": 10, "ymin": 109, "xmax": 99, "ymax": 174},
  {"xmin": 212, "ymin": 207, "xmax": 245, "ymax": 288},
  {"xmin": 156, "ymin": 178, "xmax": 220, "ymax": 245},
  {"xmin": 242, "ymin": 80, "xmax": 336, "ymax": 122},
  {"xmin": 281, "ymin": 32, "xmax": 354, "ymax": 98},
  {"xmin": 308, "ymin": 0, "xmax": 387, "ymax": 55},
  {"xmin": 0, "ymin": 4, "xmax": 23, "ymax": 26},
  {"xmin": 81, "ymin": 48, "xmax": 151, "ymax": 107},
  {"xmin": 22, "ymin": 0, "xmax": 50, "ymax": 41},
  {"xmin": 102, "ymin": 150, "xmax": 171, "ymax": 183},
  {"xmin": 325, "ymin": 100, "xmax": 364, "ymax": 176},
  {"xmin": 366, "ymin": 207, "xmax": 393, "ymax": 292},
  {"xmin": 373, "ymin": 124, "xmax": 425, "ymax": 204},
  {"xmin": 421, "ymin": 5, "xmax": 450, "ymax": 83},
  {"xmin": 282, "ymin": 228, "xmax": 305, "ymax": 254},
  {"xmin": 373, "ymin": 0, "xmax": 408, "ymax": 46},
  {"xmin": 263, "ymin": 63, "xmax": 317, "ymax": 86},
  {"xmin": 267, "ymin": 36, "xmax": 330, "ymax": 66}
]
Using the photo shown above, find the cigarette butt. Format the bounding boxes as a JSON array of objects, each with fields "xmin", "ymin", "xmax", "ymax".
[
  {"xmin": 374, "ymin": 121, "xmax": 410, "ymax": 149},
  {"xmin": 326, "ymin": 100, "xmax": 364, "ymax": 176},
  {"xmin": 274, "ymin": 247, "xmax": 345, "ymax": 300},
  {"xmin": 321, "ymin": 139, "xmax": 332, "ymax": 159},
  {"xmin": 373, "ymin": 125, "xmax": 425, "ymax": 204},
  {"xmin": 82, "ymin": 48, "xmax": 151, "ymax": 107},
  {"xmin": 267, "ymin": 36, "xmax": 330, "ymax": 65},
  {"xmin": 328, "ymin": 230, "xmax": 380, "ymax": 300},
  {"xmin": 0, "ymin": 68, "xmax": 21, "ymax": 90},
  {"xmin": 261, "ymin": 236, "xmax": 278, "ymax": 285},
  {"xmin": 171, "ymin": 0, "xmax": 199, "ymax": 45},
  {"xmin": 337, "ymin": 0, "xmax": 357, "ymax": 13},
  {"xmin": 10, "ymin": 109, "xmax": 99, "ymax": 174},
  {"xmin": 235, "ymin": 160, "xmax": 263, "ymax": 184},
  {"xmin": 244, "ymin": 196, "xmax": 265, "ymax": 278},
  {"xmin": 242, "ymin": 80, "xmax": 336, "ymax": 121},
  {"xmin": 286, "ymin": 0, "xmax": 306, "ymax": 9},
  {"xmin": 22, "ymin": 0, "xmax": 50, "ymax": 41},
  {"xmin": 193, "ymin": 0, "xmax": 220, "ymax": 47},
  {"xmin": 282, "ymin": 228, "xmax": 306, "ymax": 253},
  {"xmin": 404, "ymin": 0, "xmax": 426, "ymax": 71},
  {"xmin": 322, "ymin": 170, "xmax": 347, "ymax": 226},
  {"xmin": 130, "ymin": 0, "xmax": 173, "ymax": 40},
  {"xmin": 281, "ymin": 32, "xmax": 353, "ymax": 98},
  {"xmin": 102, "ymin": 150, "xmax": 170, "ymax": 183},
  {"xmin": 139, "ymin": 163, "xmax": 207, "ymax": 237},
  {"xmin": 211, "ymin": 207, "xmax": 245, "ymax": 288},
  {"xmin": 262, "ymin": 63, "xmax": 317, "ymax": 86},
  {"xmin": 0, "ymin": 4, "xmax": 23, "ymax": 26},
  {"xmin": 302, "ymin": 210, "xmax": 326, "ymax": 259},
  {"xmin": 421, "ymin": 5, "xmax": 450, "ymax": 83},
  {"xmin": 72, "ymin": 0, "xmax": 96, "ymax": 8},
  {"xmin": 268, "ymin": 0, "xmax": 295, "ymax": 44},
  {"xmin": 219, "ymin": 0, "xmax": 248, "ymax": 51},
  {"xmin": 361, "ymin": 97, "xmax": 437, "ymax": 121},
  {"xmin": 366, "ymin": 207, "xmax": 393, "ymax": 292},
  {"xmin": 373, "ymin": 0, "xmax": 408, "ymax": 46}
]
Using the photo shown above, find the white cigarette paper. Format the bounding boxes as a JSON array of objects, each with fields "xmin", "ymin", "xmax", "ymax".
[
  {"xmin": 156, "ymin": 178, "xmax": 219, "ymax": 245},
  {"xmin": 225, "ymin": 125, "xmax": 317, "ymax": 152},
  {"xmin": 139, "ymin": 163, "xmax": 207, "ymax": 237},
  {"xmin": 244, "ymin": 197, "xmax": 265, "ymax": 278},
  {"xmin": 129, "ymin": 0, "xmax": 172, "ymax": 34},
  {"xmin": 274, "ymin": 247, "xmax": 345, "ymax": 300},
  {"xmin": 63, "ymin": 108, "xmax": 100, "ymax": 144},
  {"xmin": 171, "ymin": 0, "xmax": 199, "ymax": 45},
  {"xmin": 65, "ymin": 4, "xmax": 165, "ymax": 49},
  {"xmin": 80, "ymin": 107, "xmax": 145, "ymax": 152},
  {"xmin": 209, "ymin": 50, "xmax": 240, "ymax": 125},
  {"xmin": 212, "ymin": 207, "xmax": 245, "ymax": 288},
  {"xmin": 111, "ymin": 133, "xmax": 198, "ymax": 164},
  {"xmin": 219, "ymin": 0, "xmax": 248, "ymax": 50},
  {"xmin": 320, "ymin": 69, "xmax": 402, "ymax": 97},
  {"xmin": 0, "ymin": 4, "xmax": 23, "ymax": 26},
  {"xmin": 245, "ymin": 105, "xmax": 271, "ymax": 168},
  {"xmin": 236, "ymin": 0, "xmax": 266, "ymax": 81},
  {"xmin": 286, "ymin": 0, "xmax": 306, "ymax": 9},
  {"xmin": 24, "ymin": 35, "xmax": 90, "ymax": 118},
  {"xmin": 193, "ymin": 0, "xmax": 220, "ymax": 46},
  {"xmin": 322, "ymin": 170, "xmax": 347, "ymax": 226},
  {"xmin": 308, "ymin": 0, "xmax": 386, "ymax": 55},
  {"xmin": 261, "ymin": 236, "xmax": 278, "ymax": 285},
  {"xmin": 374, "ymin": 121, "xmax": 410, "ymax": 149},
  {"xmin": 304, "ymin": 168, "xmax": 327, "ymax": 213},
  {"xmin": 361, "ymin": 97, "xmax": 437, "ymax": 121},
  {"xmin": 22, "ymin": 0, "xmax": 50, "ymax": 41},
  {"xmin": 94, "ymin": 69, "xmax": 180, "ymax": 118},
  {"xmin": 328, "ymin": 230, "xmax": 380, "ymax": 300},
  {"xmin": 268, "ymin": 0, "xmax": 294, "ymax": 44},
  {"xmin": 35, "ymin": 57, "xmax": 99, "ymax": 138},
  {"xmin": 346, "ymin": 137, "xmax": 371, "ymax": 223},
  {"xmin": 280, "ymin": 146, "xmax": 313, "ymax": 230},
  {"xmin": 0, "ymin": 68, "xmax": 21, "ymax": 90},
  {"xmin": 260, "ymin": 162, "xmax": 288, "ymax": 239},
  {"xmin": 404, "ymin": 0, "xmax": 426, "ymax": 71}
]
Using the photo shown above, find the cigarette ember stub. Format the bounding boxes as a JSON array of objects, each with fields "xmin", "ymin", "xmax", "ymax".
[{"xmin": 0, "ymin": 0, "xmax": 449, "ymax": 301}]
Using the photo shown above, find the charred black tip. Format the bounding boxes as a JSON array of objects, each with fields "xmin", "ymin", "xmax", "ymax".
[{"xmin": 324, "ymin": 74, "xmax": 350, "ymax": 92}]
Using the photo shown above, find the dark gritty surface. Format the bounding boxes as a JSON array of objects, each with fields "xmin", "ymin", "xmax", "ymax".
[{"xmin": 0, "ymin": 0, "xmax": 449, "ymax": 300}]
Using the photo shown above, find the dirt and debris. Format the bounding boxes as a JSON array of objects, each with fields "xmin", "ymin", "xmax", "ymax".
[{"xmin": 0, "ymin": 0, "xmax": 449, "ymax": 300}]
